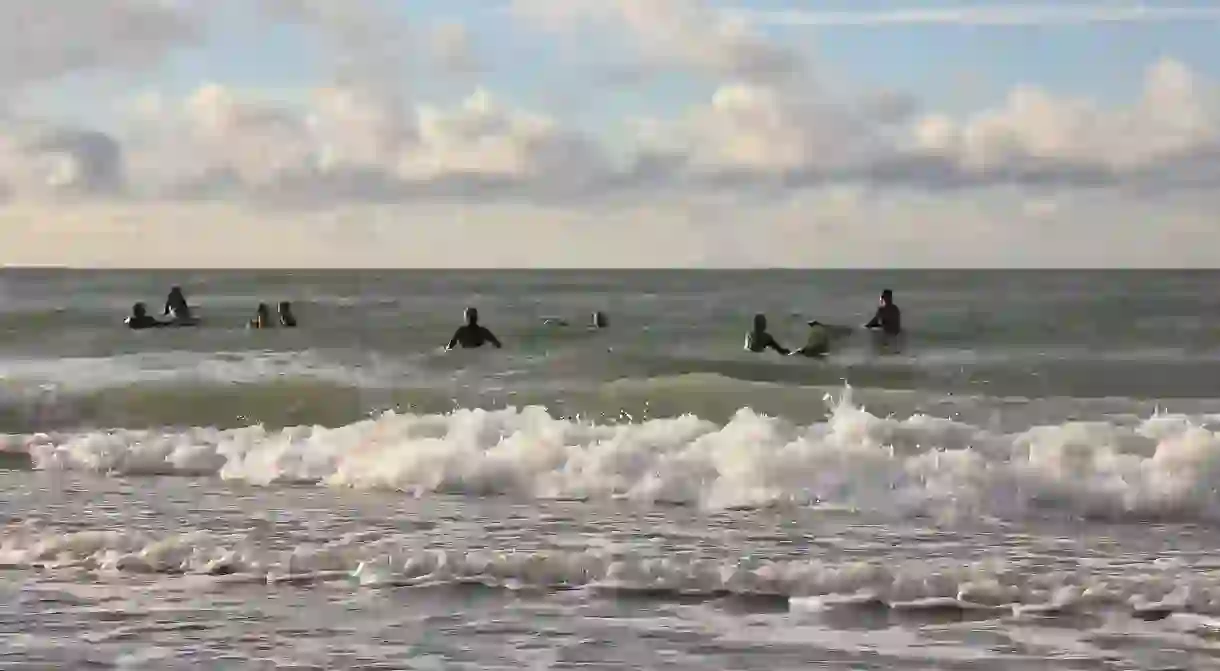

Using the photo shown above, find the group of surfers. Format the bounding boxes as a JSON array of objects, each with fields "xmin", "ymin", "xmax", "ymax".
[
  {"xmin": 123, "ymin": 285, "xmax": 902, "ymax": 358},
  {"xmin": 745, "ymin": 289, "xmax": 903, "ymax": 358},
  {"xmin": 124, "ymin": 286, "xmax": 297, "ymax": 330}
]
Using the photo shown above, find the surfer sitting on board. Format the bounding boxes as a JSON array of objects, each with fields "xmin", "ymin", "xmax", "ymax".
[
  {"xmin": 278, "ymin": 301, "xmax": 297, "ymax": 327},
  {"xmin": 125, "ymin": 302, "xmax": 166, "ymax": 329},
  {"xmin": 248, "ymin": 303, "xmax": 271, "ymax": 329},
  {"xmin": 163, "ymin": 285, "xmax": 194, "ymax": 323},
  {"xmin": 447, "ymin": 307, "xmax": 502, "ymax": 350},
  {"xmin": 744, "ymin": 314, "xmax": 790, "ymax": 355}
]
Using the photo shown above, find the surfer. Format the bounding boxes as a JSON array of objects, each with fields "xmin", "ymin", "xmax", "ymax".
[
  {"xmin": 163, "ymin": 286, "xmax": 193, "ymax": 323},
  {"xmin": 125, "ymin": 302, "xmax": 166, "ymax": 330},
  {"xmin": 744, "ymin": 314, "xmax": 790, "ymax": 355},
  {"xmin": 591, "ymin": 311, "xmax": 608, "ymax": 329},
  {"xmin": 248, "ymin": 303, "xmax": 272, "ymax": 329},
  {"xmin": 278, "ymin": 301, "xmax": 297, "ymax": 327},
  {"xmin": 864, "ymin": 289, "xmax": 902, "ymax": 336},
  {"xmin": 446, "ymin": 307, "xmax": 502, "ymax": 350},
  {"xmin": 791, "ymin": 320, "xmax": 832, "ymax": 358}
]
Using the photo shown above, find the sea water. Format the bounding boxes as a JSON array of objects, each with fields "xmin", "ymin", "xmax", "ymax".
[{"xmin": 4, "ymin": 269, "xmax": 1220, "ymax": 669}]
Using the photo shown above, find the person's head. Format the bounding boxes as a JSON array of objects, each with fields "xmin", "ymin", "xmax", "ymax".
[
  {"xmin": 256, "ymin": 303, "xmax": 270, "ymax": 318},
  {"xmin": 169, "ymin": 286, "xmax": 183, "ymax": 297},
  {"xmin": 132, "ymin": 302, "xmax": 147, "ymax": 317},
  {"xmin": 464, "ymin": 307, "xmax": 479, "ymax": 325},
  {"xmin": 753, "ymin": 313, "xmax": 767, "ymax": 331},
  {"xmin": 807, "ymin": 320, "xmax": 822, "ymax": 327},
  {"xmin": 880, "ymin": 289, "xmax": 893, "ymax": 305},
  {"xmin": 592, "ymin": 310, "xmax": 608, "ymax": 328},
  {"xmin": 278, "ymin": 301, "xmax": 293, "ymax": 315}
]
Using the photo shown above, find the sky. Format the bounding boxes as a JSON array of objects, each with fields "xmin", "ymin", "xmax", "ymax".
[{"xmin": 3, "ymin": 0, "xmax": 1220, "ymax": 267}]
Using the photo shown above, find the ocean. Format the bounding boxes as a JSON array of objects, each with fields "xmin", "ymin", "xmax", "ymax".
[{"xmin": 4, "ymin": 269, "xmax": 1220, "ymax": 669}]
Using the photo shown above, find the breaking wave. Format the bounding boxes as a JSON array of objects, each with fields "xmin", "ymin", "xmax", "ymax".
[{"xmin": 10, "ymin": 388, "xmax": 1220, "ymax": 522}]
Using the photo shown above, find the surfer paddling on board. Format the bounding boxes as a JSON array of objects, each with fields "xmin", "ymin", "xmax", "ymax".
[
  {"xmin": 744, "ymin": 314, "xmax": 790, "ymax": 355},
  {"xmin": 446, "ymin": 307, "xmax": 502, "ymax": 350}
]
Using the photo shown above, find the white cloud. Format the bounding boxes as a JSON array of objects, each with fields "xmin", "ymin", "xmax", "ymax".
[
  {"xmin": 512, "ymin": 0, "xmax": 799, "ymax": 81},
  {"xmin": 635, "ymin": 82, "xmax": 909, "ymax": 176},
  {"xmin": 0, "ymin": 122, "xmax": 125, "ymax": 199},
  {"xmin": 912, "ymin": 59, "xmax": 1220, "ymax": 175},
  {"xmin": 114, "ymin": 83, "xmax": 607, "ymax": 201},
  {"xmin": 0, "ymin": 0, "xmax": 201, "ymax": 90},
  {"xmin": 735, "ymin": 5, "xmax": 1220, "ymax": 28}
]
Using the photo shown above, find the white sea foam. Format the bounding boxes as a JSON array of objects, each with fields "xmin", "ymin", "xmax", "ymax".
[
  {"xmin": 2, "ymin": 525, "xmax": 1220, "ymax": 620},
  {"xmin": 12, "ymin": 388, "xmax": 1220, "ymax": 522}
]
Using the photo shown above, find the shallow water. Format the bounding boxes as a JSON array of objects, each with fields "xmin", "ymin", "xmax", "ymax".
[{"xmin": 5, "ymin": 269, "xmax": 1220, "ymax": 668}]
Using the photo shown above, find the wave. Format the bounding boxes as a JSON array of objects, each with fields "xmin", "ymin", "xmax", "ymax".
[
  {"xmin": 11, "ymin": 388, "xmax": 1220, "ymax": 522},
  {"xmin": 4, "ymin": 527, "xmax": 1220, "ymax": 625}
]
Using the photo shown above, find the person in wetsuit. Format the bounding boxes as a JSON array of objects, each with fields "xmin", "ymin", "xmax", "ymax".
[
  {"xmin": 791, "ymin": 320, "xmax": 831, "ymax": 357},
  {"xmin": 278, "ymin": 301, "xmax": 297, "ymax": 327},
  {"xmin": 163, "ymin": 286, "xmax": 192, "ymax": 322},
  {"xmin": 446, "ymin": 307, "xmax": 502, "ymax": 350},
  {"xmin": 744, "ymin": 314, "xmax": 790, "ymax": 355},
  {"xmin": 125, "ymin": 302, "xmax": 165, "ymax": 330},
  {"xmin": 248, "ymin": 303, "xmax": 271, "ymax": 329},
  {"xmin": 864, "ymin": 289, "xmax": 902, "ymax": 336}
]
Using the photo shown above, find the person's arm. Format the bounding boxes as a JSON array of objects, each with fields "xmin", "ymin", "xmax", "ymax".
[
  {"xmin": 864, "ymin": 308, "xmax": 881, "ymax": 329},
  {"xmin": 765, "ymin": 334, "xmax": 790, "ymax": 355},
  {"xmin": 446, "ymin": 328, "xmax": 462, "ymax": 351},
  {"xmin": 484, "ymin": 327, "xmax": 502, "ymax": 348}
]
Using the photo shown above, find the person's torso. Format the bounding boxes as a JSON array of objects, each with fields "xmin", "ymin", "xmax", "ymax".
[
  {"xmin": 456, "ymin": 325, "xmax": 490, "ymax": 347},
  {"xmin": 879, "ymin": 305, "xmax": 901, "ymax": 333}
]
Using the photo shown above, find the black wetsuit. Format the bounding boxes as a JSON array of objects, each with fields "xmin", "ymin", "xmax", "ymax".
[
  {"xmin": 447, "ymin": 324, "xmax": 502, "ymax": 349},
  {"xmin": 126, "ymin": 315, "xmax": 165, "ymax": 330},
  {"xmin": 164, "ymin": 294, "xmax": 191, "ymax": 321},
  {"xmin": 866, "ymin": 304, "xmax": 902, "ymax": 336}
]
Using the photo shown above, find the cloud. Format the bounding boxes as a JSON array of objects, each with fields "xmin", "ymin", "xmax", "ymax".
[
  {"xmin": 116, "ymin": 83, "xmax": 608, "ymax": 204},
  {"xmin": 0, "ymin": 0, "xmax": 1216, "ymax": 208},
  {"xmin": 633, "ymin": 82, "xmax": 913, "ymax": 177},
  {"xmin": 734, "ymin": 5, "xmax": 1220, "ymax": 28},
  {"xmin": 616, "ymin": 56, "xmax": 1220, "ymax": 193},
  {"xmin": 10, "ymin": 56, "xmax": 1216, "ymax": 205},
  {"xmin": 0, "ymin": 0, "xmax": 202, "ymax": 91},
  {"xmin": 0, "ymin": 122, "xmax": 126, "ymax": 200},
  {"xmin": 911, "ymin": 58, "xmax": 1220, "ymax": 177},
  {"xmin": 512, "ymin": 0, "xmax": 800, "ymax": 81}
]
